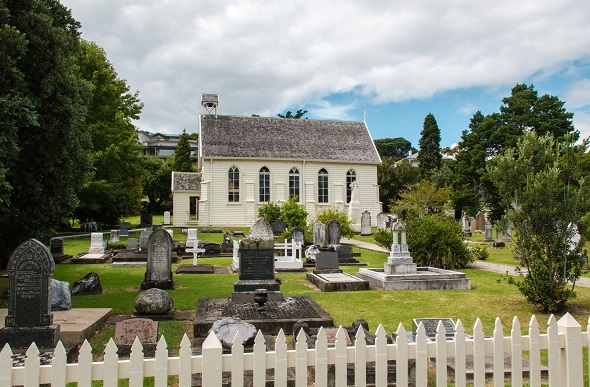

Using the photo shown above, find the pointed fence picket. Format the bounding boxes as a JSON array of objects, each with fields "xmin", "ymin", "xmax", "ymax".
[{"xmin": 2, "ymin": 313, "xmax": 590, "ymax": 386}]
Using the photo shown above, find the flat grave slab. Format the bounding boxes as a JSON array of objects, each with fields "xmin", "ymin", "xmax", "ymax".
[
  {"xmin": 306, "ymin": 270, "xmax": 369, "ymax": 292},
  {"xmin": 71, "ymin": 253, "xmax": 109, "ymax": 264},
  {"xmin": 194, "ymin": 296, "xmax": 333, "ymax": 341},
  {"xmin": 176, "ymin": 264, "xmax": 214, "ymax": 274}
]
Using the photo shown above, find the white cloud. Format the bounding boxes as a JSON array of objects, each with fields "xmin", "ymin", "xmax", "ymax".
[
  {"xmin": 573, "ymin": 111, "xmax": 590, "ymax": 141},
  {"xmin": 564, "ymin": 79, "xmax": 590, "ymax": 109},
  {"xmin": 61, "ymin": 0, "xmax": 590, "ymax": 134}
]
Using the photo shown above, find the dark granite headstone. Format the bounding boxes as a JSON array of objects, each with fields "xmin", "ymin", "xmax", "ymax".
[
  {"xmin": 202, "ymin": 243, "xmax": 221, "ymax": 256},
  {"xmin": 336, "ymin": 245, "xmax": 353, "ymax": 261},
  {"xmin": 413, "ymin": 318, "xmax": 455, "ymax": 338},
  {"xmin": 327, "ymin": 220, "xmax": 341, "ymax": 246},
  {"xmin": 239, "ymin": 246, "xmax": 275, "ymax": 280},
  {"xmin": 141, "ymin": 228, "xmax": 174, "ymax": 290},
  {"xmin": 140, "ymin": 213, "xmax": 153, "ymax": 227},
  {"xmin": 291, "ymin": 227, "xmax": 305, "ymax": 246},
  {"xmin": 115, "ymin": 318, "xmax": 158, "ymax": 357},
  {"xmin": 271, "ymin": 221, "xmax": 287, "ymax": 235},
  {"xmin": 315, "ymin": 252, "xmax": 339, "ymax": 270},
  {"xmin": 120, "ymin": 222, "xmax": 132, "ymax": 230},
  {"xmin": 119, "ymin": 227, "xmax": 129, "ymax": 237},
  {"xmin": 50, "ymin": 238, "xmax": 64, "ymax": 255},
  {"xmin": 0, "ymin": 239, "xmax": 60, "ymax": 349}
]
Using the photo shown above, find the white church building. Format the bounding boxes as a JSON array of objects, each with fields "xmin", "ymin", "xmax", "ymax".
[{"xmin": 173, "ymin": 95, "xmax": 382, "ymax": 227}]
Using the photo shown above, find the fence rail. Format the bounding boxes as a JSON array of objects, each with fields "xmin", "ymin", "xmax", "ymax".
[{"xmin": 1, "ymin": 313, "xmax": 586, "ymax": 386}]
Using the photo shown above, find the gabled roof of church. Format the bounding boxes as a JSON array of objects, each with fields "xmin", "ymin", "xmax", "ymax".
[{"xmin": 200, "ymin": 115, "xmax": 381, "ymax": 164}]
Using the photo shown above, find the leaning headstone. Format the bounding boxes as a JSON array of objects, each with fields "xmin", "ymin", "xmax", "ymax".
[
  {"xmin": 110, "ymin": 229, "xmax": 120, "ymax": 243},
  {"xmin": 50, "ymin": 278, "xmax": 71, "ymax": 311},
  {"xmin": 89, "ymin": 232, "xmax": 105, "ymax": 254},
  {"xmin": 140, "ymin": 213, "xmax": 153, "ymax": 227},
  {"xmin": 186, "ymin": 228, "xmax": 198, "ymax": 248},
  {"xmin": 291, "ymin": 227, "xmax": 305, "ymax": 246},
  {"xmin": 115, "ymin": 318, "xmax": 158, "ymax": 357},
  {"xmin": 313, "ymin": 222, "xmax": 326, "ymax": 246},
  {"xmin": 0, "ymin": 239, "xmax": 60, "ymax": 349},
  {"xmin": 360, "ymin": 210, "xmax": 372, "ymax": 236},
  {"xmin": 71, "ymin": 272, "xmax": 103, "ymax": 296},
  {"xmin": 377, "ymin": 212, "xmax": 386, "ymax": 229},
  {"xmin": 141, "ymin": 228, "xmax": 175, "ymax": 290},
  {"xmin": 327, "ymin": 220, "xmax": 341, "ymax": 246},
  {"xmin": 271, "ymin": 221, "xmax": 287, "ymax": 235},
  {"xmin": 163, "ymin": 211, "xmax": 171, "ymax": 225}
]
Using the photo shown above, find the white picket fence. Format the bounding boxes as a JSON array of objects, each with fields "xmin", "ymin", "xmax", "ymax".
[
  {"xmin": 1, "ymin": 313, "xmax": 587, "ymax": 386},
  {"xmin": 232, "ymin": 239, "xmax": 303, "ymax": 270}
]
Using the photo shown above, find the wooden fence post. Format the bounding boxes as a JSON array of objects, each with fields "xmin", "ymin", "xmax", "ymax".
[{"xmin": 557, "ymin": 313, "xmax": 582, "ymax": 387}]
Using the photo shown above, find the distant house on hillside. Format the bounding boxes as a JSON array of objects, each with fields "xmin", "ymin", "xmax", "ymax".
[
  {"xmin": 138, "ymin": 131, "xmax": 198, "ymax": 159},
  {"xmin": 195, "ymin": 114, "xmax": 382, "ymax": 226},
  {"xmin": 403, "ymin": 151, "xmax": 454, "ymax": 167}
]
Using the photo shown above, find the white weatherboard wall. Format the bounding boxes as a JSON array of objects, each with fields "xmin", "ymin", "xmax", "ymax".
[{"xmin": 198, "ymin": 158, "xmax": 380, "ymax": 227}]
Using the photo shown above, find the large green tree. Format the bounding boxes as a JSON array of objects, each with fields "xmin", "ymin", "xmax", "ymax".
[
  {"xmin": 0, "ymin": 0, "xmax": 91, "ymax": 266},
  {"xmin": 72, "ymin": 40, "xmax": 144, "ymax": 224},
  {"xmin": 377, "ymin": 158, "xmax": 420, "ymax": 213},
  {"xmin": 141, "ymin": 156, "xmax": 174, "ymax": 212},
  {"xmin": 373, "ymin": 137, "xmax": 414, "ymax": 161},
  {"xmin": 172, "ymin": 129, "xmax": 194, "ymax": 172},
  {"xmin": 417, "ymin": 113, "xmax": 442, "ymax": 179},
  {"xmin": 488, "ymin": 132, "xmax": 590, "ymax": 312}
]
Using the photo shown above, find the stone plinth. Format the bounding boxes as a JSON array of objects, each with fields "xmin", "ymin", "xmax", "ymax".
[
  {"xmin": 307, "ymin": 270, "xmax": 369, "ymax": 292},
  {"xmin": 356, "ymin": 267, "xmax": 471, "ymax": 290}
]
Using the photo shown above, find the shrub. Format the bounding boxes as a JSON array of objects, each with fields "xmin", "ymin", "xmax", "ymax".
[
  {"xmin": 314, "ymin": 208, "xmax": 355, "ymax": 239},
  {"xmin": 406, "ymin": 214, "xmax": 473, "ymax": 269},
  {"xmin": 282, "ymin": 197, "xmax": 308, "ymax": 229},
  {"xmin": 258, "ymin": 201, "xmax": 283, "ymax": 224},
  {"xmin": 374, "ymin": 228, "xmax": 393, "ymax": 250},
  {"xmin": 467, "ymin": 245, "xmax": 489, "ymax": 260}
]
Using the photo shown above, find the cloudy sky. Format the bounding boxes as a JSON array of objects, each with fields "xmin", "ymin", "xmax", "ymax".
[{"xmin": 61, "ymin": 0, "xmax": 590, "ymax": 147}]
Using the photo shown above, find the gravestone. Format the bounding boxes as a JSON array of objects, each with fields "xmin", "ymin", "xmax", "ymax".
[
  {"xmin": 315, "ymin": 252, "xmax": 339, "ymax": 270},
  {"xmin": 377, "ymin": 212, "xmax": 386, "ymax": 229},
  {"xmin": 313, "ymin": 222, "xmax": 326, "ymax": 246},
  {"xmin": 163, "ymin": 211, "xmax": 171, "ymax": 225},
  {"xmin": 360, "ymin": 210, "xmax": 372, "ymax": 236},
  {"xmin": 166, "ymin": 229, "xmax": 174, "ymax": 240},
  {"xmin": 127, "ymin": 238, "xmax": 138, "ymax": 250},
  {"xmin": 50, "ymin": 278, "xmax": 71, "ymax": 311},
  {"xmin": 72, "ymin": 272, "xmax": 103, "ymax": 296},
  {"xmin": 327, "ymin": 220, "xmax": 341, "ymax": 246},
  {"xmin": 336, "ymin": 245, "xmax": 353, "ymax": 262},
  {"xmin": 110, "ymin": 229, "xmax": 120, "ymax": 243},
  {"xmin": 89, "ymin": 232, "xmax": 105, "ymax": 254},
  {"xmin": 413, "ymin": 318, "xmax": 455, "ymax": 338},
  {"xmin": 232, "ymin": 218, "xmax": 282, "ymax": 302},
  {"xmin": 0, "ymin": 239, "xmax": 60, "ymax": 349},
  {"xmin": 347, "ymin": 181, "xmax": 361, "ymax": 232},
  {"xmin": 220, "ymin": 232, "xmax": 234, "ymax": 253},
  {"xmin": 120, "ymin": 221, "xmax": 132, "ymax": 237},
  {"xmin": 141, "ymin": 228, "xmax": 175, "ymax": 290},
  {"xmin": 139, "ymin": 230, "xmax": 152, "ymax": 251},
  {"xmin": 186, "ymin": 228, "xmax": 198, "ymax": 248},
  {"xmin": 202, "ymin": 243, "xmax": 221, "ymax": 256},
  {"xmin": 291, "ymin": 227, "xmax": 305, "ymax": 246},
  {"xmin": 50, "ymin": 238, "xmax": 64, "ymax": 255},
  {"xmin": 483, "ymin": 220, "xmax": 493, "ymax": 242},
  {"xmin": 271, "ymin": 221, "xmax": 287, "ymax": 235},
  {"xmin": 462, "ymin": 212, "xmax": 472, "ymax": 238},
  {"xmin": 140, "ymin": 213, "xmax": 153, "ymax": 227},
  {"xmin": 115, "ymin": 318, "xmax": 158, "ymax": 357}
]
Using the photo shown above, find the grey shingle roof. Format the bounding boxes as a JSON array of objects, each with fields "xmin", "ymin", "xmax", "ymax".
[
  {"xmin": 172, "ymin": 172, "xmax": 201, "ymax": 191},
  {"xmin": 200, "ymin": 115, "xmax": 381, "ymax": 164}
]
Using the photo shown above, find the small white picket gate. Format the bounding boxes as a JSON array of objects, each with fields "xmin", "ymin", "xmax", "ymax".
[{"xmin": 1, "ymin": 313, "xmax": 587, "ymax": 386}]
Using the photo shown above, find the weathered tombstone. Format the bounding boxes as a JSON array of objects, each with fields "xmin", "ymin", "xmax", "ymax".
[
  {"xmin": 232, "ymin": 218, "xmax": 281, "ymax": 302},
  {"xmin": 115, "ymin": 318, "xmax": 158, "ymax": 357},
  {"xmin": 163, "ymin": 211, "xmax": 171, "ymax": 225},
  {"xmin": 327, "ymin": 219, "xmax": 341, "ymax": 246},
  {"xmin": 483, "ymin": 219, "xmax": 493, "ymax": 242},
  {"xmin": 360, "ymin": 210, "xmax": 372, "ymax": 236},
  {"xmin": 141, "ymin": 228, "xmax": 175, "ymax": 290},
  {"xmin": 89, "ymin": 232, "xmax": 105, "ymax": 254},
  {"xmin": 493, "ymin": 229, "xmax": 505, "ymax": 248},
  {"xmin": 313, "ymin": 222, "xmax": 326, "ymax": 246},
  {"xmin": 377, "ymin": 212, "xmax": 386, "ymax": 229},
  {"xmin": 505, "ymin": 224, "xmax": 514, "ymax": 242},
  {"xmin": 50, "ymin": 278, "xmax": 71, "ymax": 311},
  {"xmin": 120, "ymin": 221, "xmax": 132, "ymax": 237},
  {"xmin": 315, "ymin": 251, "xmax": 339, "ymax": 270},
  {"xmin": 50, "ymin": 238, "xmax": 64, "ymax": 255},
  {"xmin": 139, "ymin": 230, "xmax": 152, "ymax": 251},
  {"xmin": 462, "ymin": 212, "xmax": 472, "ymax": 238},
  {"xmin": 220, "ymin": 232, "xmax": 234, "ymax": 253},
  {"xmin": 186, "ymin": 228, "xmax": 198, "ymax": 248},
  {"xmin": 291, "ymin": 227, "xmax": 304, "ymax": 246},
  {"xmin": 271, "ymin": 221, "xmax": 287, "ymax": 235},
  {"xmin": 140, "ymin": 213, "xmax": 153, "ymax": 227},
  {"xmin": 347, "ymin": 181, "xmax": 361, "ymax": 232},
  {"xmin": 210, "ymin": 317, "xmax": 257, "ymax": 348},
  {"xmin": 127, "ymin": 237, "xmax": 138, "ymax": 250},
  {"xmin": 0, "ymin": 239, "xmax": 60, "ymax": 349},
  {"xmin": 413, "ymin": 318, "xmax": 455, "ymax": 339},
  {"xmin": 110, "ymin": 229, "xmax": 120, "ymax": 243},
  {"xmin": 474, "ymin": 212, "xmax": 486, "ymax": 231}
]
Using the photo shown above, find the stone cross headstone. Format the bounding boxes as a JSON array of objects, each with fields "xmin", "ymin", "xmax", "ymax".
[
  {"xmin": 110, "ymin": 229, "xmax": 120, "ymax": 243},
  {"xmin": 89, "ymin": 232, "xmax": 105, "ymax": 254},
  {"xmin": 313, "ymin": 222, "xmax": 326, "ymax": 246},
  {"xmin": 377, "ymin": 212, "xmax": 386, "ymax": 229},
  {"xmin": 0, "ymin": 239, "xmax": 60, "ymax": 349},
  {"xmin": 186, "ymin": 228, "xmax": 198, "ymax": 248},
  {"xmin": 360, "ymin": 210, "xmax": 372, "ymax": 236},
  {"xmin": 163, "ymin": 211, "xmax": 171, "ymax": 225},
  {"xmin": 291, "ymin": 227, "xmax": 304, "ymax": 246},
  {"xmin": 327, "ymin": 219, "xmax": 341, "ymax": 246},
  {"xmin": 139, "ymin": 230, "xmax": 152, "ymax": 251},
  {"xmin": 141, "ymin": 228, "xmax": 175, "ymax": 290}
]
